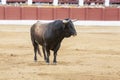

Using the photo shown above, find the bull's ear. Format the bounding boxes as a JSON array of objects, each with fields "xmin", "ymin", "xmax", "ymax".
[
  {"xmin": 36, "ymin": 20, "xmax": 40, "ymax": 23},
  {"xmin": 62, "ymin": 20, "xmax": 70, "ymax": 24}
]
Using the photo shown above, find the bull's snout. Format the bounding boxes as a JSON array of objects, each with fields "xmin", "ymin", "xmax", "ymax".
[
  {"xmin": 73, "ymin": 32, "xmax": 77, "ymax": 36},
  {"xmin": 72, "ymin": 32, "xmax": 77, "ymax": 36}
]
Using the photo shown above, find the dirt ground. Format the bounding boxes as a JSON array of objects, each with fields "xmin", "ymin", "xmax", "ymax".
[{"xmin": 0, "ymin": 25, "xmax": 120, "ymax": 80}]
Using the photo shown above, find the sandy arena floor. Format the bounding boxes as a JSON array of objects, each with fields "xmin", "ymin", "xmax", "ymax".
[{"xmin": 0, "ymin": 25, "xmax": 120, "ymax": 80}]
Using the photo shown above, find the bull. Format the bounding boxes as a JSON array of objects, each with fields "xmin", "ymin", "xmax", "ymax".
[{"xmin": 30, "ymin": 19, "xmax": 77, "ymax": 64}]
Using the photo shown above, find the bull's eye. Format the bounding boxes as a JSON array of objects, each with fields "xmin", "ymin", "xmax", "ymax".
[{"xmin": 64, "ymin": 26, "xmax": 69, "ymax": 30}]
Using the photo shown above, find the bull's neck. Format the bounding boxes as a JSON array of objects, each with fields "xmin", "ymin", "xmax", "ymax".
[{"xmin": 55, "ymin": 34, "xmax": 64, "ymax": 43}]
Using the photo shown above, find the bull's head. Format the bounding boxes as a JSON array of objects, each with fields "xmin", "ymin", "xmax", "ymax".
[{"xmin": 63, "ymin": 19, "xmax": 77, "ymax": 37}]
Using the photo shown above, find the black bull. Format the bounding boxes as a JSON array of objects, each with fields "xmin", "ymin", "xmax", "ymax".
[{"xmin": 30, "ymin": 19, "xmax": 77, "ymax": 64}]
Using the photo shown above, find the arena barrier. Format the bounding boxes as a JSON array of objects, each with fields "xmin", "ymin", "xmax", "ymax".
[
  {"xmin": 38, "ymin": 8, "xmax": 54, "ymax": 20},
  {"xmin": 70, "ymin": 8, "xmax": 85, "ymax": 20},
  {"xmin": 0, "ymin": 6, "xmax": 120, "ymax": 26},
  {"xmin": 5, "ymin": 6, "xmax": 21, "ymax": 20},
  {"xmin": 0, "ymin": 6, "xmax": 120, "ymax": 21},
  {"xmin": 21, "ymin": 7, "xmax": 38, "ymax": 20},
  {"xmin": 103, "ymin": 8, "xmax": 119, "ymax": 21},
  {"xmin": 0, "ymin": 6, "xmax": 5, "ymax": 19},
  {"xmin": 86, "ymin": 8, "xmax": 103, "ymax": 20}
]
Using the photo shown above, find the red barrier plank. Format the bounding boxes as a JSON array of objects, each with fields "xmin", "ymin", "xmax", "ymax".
[
  {"xmin": 103, "ymin": 8, "xmax": 119, "ymax": 21},
  {"xmin": 0, "ymin": 6, "xmax": 5, "ymax": 20},
  {"xmin": 38, "ymin": 8, "xmax": 54, "ymax": 20},
  {"xmin": 33, "ymin": 0, "xmax": 53, "ymax": 2},
  {"xmin": 86, "ymin": 8, "xmax": 103, "ymax": 20},
  {"xmin": 119, "ymin": 8, "xmax": 120, "ymax": 20},
  {"xmin": 21, "ymin": 7, "xmax": 37, "ymax": 20},
  {"xmin": 5, "ymin": 6, "xmax": 21, "ymax": 20},
  {"xmin": 54, "ymin": 8, "xmax": 70, "ymax": 19},
  {"xmin": 7, "ymin": 0, "xmax": 27, "ymax": 2},
  {"xmin": 70, "ymin": 8, "xmax": 85, "ymax": 20}
]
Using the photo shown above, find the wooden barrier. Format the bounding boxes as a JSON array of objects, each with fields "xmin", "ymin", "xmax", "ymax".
[
  {"xmin": 7, "ymin": 0, "xmax": 27, "ymax": 2},
  {"xmin": 33, "ymin": 0, "xmax": 53, "ymax": 3},
  {"xmin": 103, "ymin": 8, "xmax": 119, "ymax": 21},
  {"xmin": 86, "ymin": 8, "xmax": 103, "ymax": 20},
  {"xmin": 0, "ymin": 6, "xmax": 4, "ymax": 20},
  {"xmin": 0, "ymin": 6, "xmax": 120, "ymax": 21},
  {"xmin": 5, "ymin": 6, "xmax": 21, "ymax": 20},
  {"xmin": 38, "ymin": 8, "xmax": 54, "ymax": 20},
  {"xmin": 54, "ymin": 8, "xmax": 70, "ymax": 19},
  {"xmin": 21, "ymin": 7, "xmax": 37, "ymax": 20},
  {"xmin": 70, "ymin": 8, "xmax": 85, "ymax": 20},
  {"xmin": 119, "ymin": 8, "xmax": 120, "ymax": 20}
]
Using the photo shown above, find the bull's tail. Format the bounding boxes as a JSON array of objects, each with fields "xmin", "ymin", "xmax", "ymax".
[{"xmin": 36, "ymin": 41, "xmax": 42, "ymax": 57}]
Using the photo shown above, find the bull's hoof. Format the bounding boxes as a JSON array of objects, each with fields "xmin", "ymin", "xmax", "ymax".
[
  {"xmin": 53, "ymin": 62, "xmax": 57, "ymax": 65},
  {"xmin": 44, "ymin": 59, "xmax": 47, "ymax": 62},
  {"xmin": 46, "ymin": 62, "xmax": 50, "ymax": 65},
  {"xmin": 46, "ymin": 58, "xmax": 49, "ymax": 64},
  {"xmin": 34, "ymin": 58, "xmax": 37, "ymax": 62},
  {"xmin": 34, "ymin": 57, "xmax": 37, "ymax": 62},
  {"xmin": 34, "ymin": 60, "xmax": 37, "ymax": 62}
]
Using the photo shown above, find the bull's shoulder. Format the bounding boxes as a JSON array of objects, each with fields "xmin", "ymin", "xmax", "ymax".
[{"xmin": 31, "ymin": 21, "xmax": 41, "ymax": 27}]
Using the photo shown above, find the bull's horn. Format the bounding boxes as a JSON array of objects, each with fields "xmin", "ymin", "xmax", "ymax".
[
  {"xmin": 63, "ymin": 20, "xmax": 69, "ymax": 23},
  {"xmin": 72, "ymin": 19, "xmax": 78, "ymax": 22}
]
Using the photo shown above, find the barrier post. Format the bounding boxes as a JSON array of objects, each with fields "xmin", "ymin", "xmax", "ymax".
[
  {"xmin": 28, "ymin": 0, "xmax": 32, "ymax": 5},
  {"xmin": 105, "ymin": 0, "xmax": 110, "ymax": 6},
  {"xmin": 53, "ymin": 0, "xmax": 58, "ymax": 6},
  {"xmin": 78, "ymin": 0, "xmax": 84, "ymax": 6},
  {"xmin": 1, "ymin": 0, "xmax": 6, "ymax": 5}
]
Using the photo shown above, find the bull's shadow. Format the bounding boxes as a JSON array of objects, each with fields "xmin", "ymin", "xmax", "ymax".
[{"xmin": 28, "ymin": 61, "xmax": 70, "ymax": 66}]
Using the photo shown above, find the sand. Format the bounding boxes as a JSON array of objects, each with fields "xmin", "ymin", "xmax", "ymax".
[{"xmin": 0, "ymin": 25, "xmax": 120, "ymax": 80}]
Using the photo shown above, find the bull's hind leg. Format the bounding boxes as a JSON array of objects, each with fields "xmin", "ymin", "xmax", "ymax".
[
  {"xmin": 42, "ymin": 46, "xmax": 47, "ymax": 62},
  {"xmin": 33, "ymin": 42, "xmax": 39, "ymax": 62}
]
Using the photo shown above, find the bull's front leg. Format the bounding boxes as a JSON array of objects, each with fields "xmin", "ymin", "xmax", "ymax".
[
  {"xmin": 43, "ymin": 45, "xmax": 50, "ymax": 64},
  {"xmin": 46, "ymin": 49, "xmax": 50, "ymax": 64},
  {"xmin": 53, "ymin": 43, "xmax": 61, "ymax": 64},
  {"xmin": 53, "ymin": 52, "xmax": 57, "ymax": 64}
]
